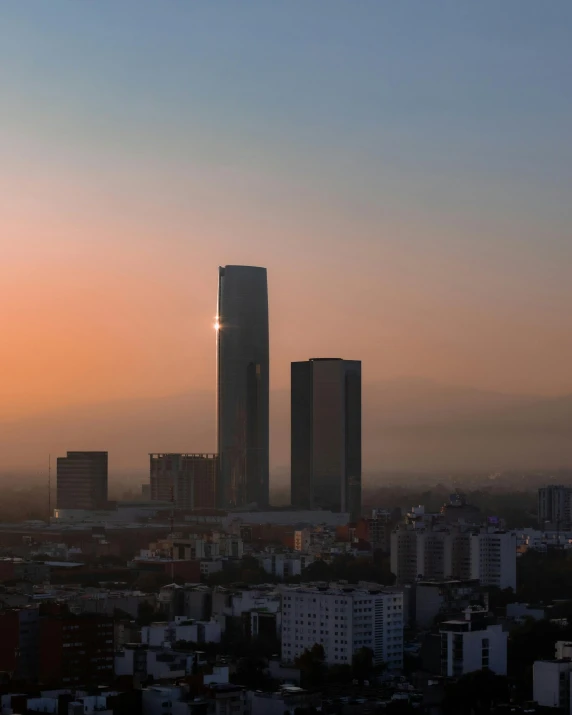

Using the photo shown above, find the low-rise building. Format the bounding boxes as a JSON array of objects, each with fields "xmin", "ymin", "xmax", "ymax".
[
  {"xmin": 141, "ymin": 618, "xmax": 221, "ymax": 646},
  {"xmin": 172, "ymin": 684, "xmax": 247, "ymax": 715},
  {"xmin": 115, "ymin": 644, "xmax": 204, "ymax": 680},
  {"xmin": 250, "ymin": 686, "xmax": 321, "ymax": 715},
  {"xmin": 439, "ymin": 607, "xmax": 507, "ymax": 677},
  {"xmin": 533, "ymin": 659, "xmax": 572, "ymax": 712},
  {"xmin": 256, "ymin": 552, "xmax": 314, "ymax": 579},
  {"xmin": 415, "ymin": 580, "xmax": 487, "ymax": 628}
]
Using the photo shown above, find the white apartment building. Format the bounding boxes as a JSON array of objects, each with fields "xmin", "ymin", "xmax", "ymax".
[
  {"xmin": 391, "ymin": 527, "xmax": 516, "ymax": 590},
  {"xmin": 257, "ymin": 553, "xmax": 314, "ymax": 579},
  {"xmin": 280, "ymin": 584, "xmax": 403, "ymax": 670},
  {"xmin": 533, "ymin": 659, "xmax": 572, "ymax": 712},
  {"xmin": 440, "ymin": 607, "xmax": 507, "ymax": 677},
  {"xmin": 470, "ymin": 531, "xmax": 517, "ymax": 590},
  {"xmin": 391, "ymin": 529, "xmax": 470, "ymax": 584}
]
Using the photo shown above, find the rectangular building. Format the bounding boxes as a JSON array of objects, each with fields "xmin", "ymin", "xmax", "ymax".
[
  {"xmin": 0, "ymin": 607, "xmax": 39, "ymax": 681},
  {"xmin": 533, "ymin": 660, "xmax": 572, "ymax": 713},
  {"xmin": 440, "ymin": 608, "xmax": 507, "ymax": 677},
  {"xmin": 470, "ymin": 531, "xmax": 517, "ymax": 591},
  {"xmin": 538, "ymin": 485, "xmax": 572, "ymax": 529},
  {"xmin": 280, "ymin": 584, "xmax": 403, "ymax": 670},
  {"xmin": 390, "ymin": 527, "xmax": 516, "ymax": 591},
  {"xmin": 149, "ymin": 453, "xmax": 218, "ymax": 509},
  {"xmin": 56, "ymin": 451, "xmax": 108, "ymax": 511},
  {"xmin": 291, "ymin": 358, "xmax": 361, "ymax": 520},
  {"xmin": 217, "ymin": 265, "xmax": 269, "ymax": 509},
  {"xmin": 39, "ymin": 609, "xmax": 114, "ymax": 686}
]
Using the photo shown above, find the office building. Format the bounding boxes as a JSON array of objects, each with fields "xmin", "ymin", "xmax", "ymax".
[
  {"xmin": 291, "ymin": 358, "xmax": 361, "ymax": 520},
  {"xmin": 538, "ymin": 485, "xmax": 572, "ymax": 529},
  {"xmin": 216, "ymin": 265, "xmax": 269, "ymax": 508},
  {"xmin": 440, "ymin": 607, "xmax": 507, "ymax": 677},
  {"xmin": 280, "ymin": 584, "xmax": 403, "ymax": 670},
  {"xmin": 56, "ymin": 451, "xmax": 108, "ymax": 510},
  {"xmin": 149, "ymin": 453, "xmax": 218, "ymax": 509}
]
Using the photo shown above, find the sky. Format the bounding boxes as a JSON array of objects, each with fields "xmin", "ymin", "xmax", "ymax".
[{"xmin": 1, "ymin": 0, "xmax": 572, "ymax": 421}]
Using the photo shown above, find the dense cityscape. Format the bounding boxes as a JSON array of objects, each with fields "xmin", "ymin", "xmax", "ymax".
[
  {"xmin": 3, "ymin": 3, "xmax": 572, "ymax": 715},
  {"xmin": 0, "ymin": 265, "xmax": 570, "ymax": 715}
]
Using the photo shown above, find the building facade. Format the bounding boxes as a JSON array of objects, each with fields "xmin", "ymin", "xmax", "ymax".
[
  {"xmin": 56, "ymin": 451, "xmax": 108, "ymax": 510},
  {"xmin": 533, "ymin": 659, "xmax": 572, "ymax": 713},
  {"xmin": 216, "ymin": 265, "xmax": 269, "ymax": 509},
  {"xmin": 538, "ymin": 485, "xmax": 572, "ymax": 529},
  {"xmin": 39, "ymin": 609, "xmax": 114, "ymax": 686},
  {"xmin": 280, "ymin": 584, "xmax": 403, "ymax": 670},
  {"xmin": 391, "ymin": 527, "xmax": 516, "ymax": 591},
  {"xmin": 149, "ymin": 453, "xmax": 218, "ymax": 509},
  {"xmin": 440, "ymin": 607, "xmax": 507, "ymax": 677},
  {"xmin": 0, "ymin": 607, "xmax": 39, "ymax": 681},
  {"xmin": 291, "ymin": 358, "xmax": 362, "ymax": 520},
  {"xmin": 470, "ymin": 531, "xmax": 517, "ymax": 590}
]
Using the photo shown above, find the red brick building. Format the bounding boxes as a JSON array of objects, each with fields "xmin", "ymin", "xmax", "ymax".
[
  {"xmin": 0, "ymin": 607, "xmax": 39, "ymax": 681},
  {"xmin": 39, "ymin": 607, "xmax": 114, "ymax": 687}
]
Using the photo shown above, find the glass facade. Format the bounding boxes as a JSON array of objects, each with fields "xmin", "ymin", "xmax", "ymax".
[
  {"xmin": 216, "ymin": 265, "xmax": 269, "ymax": 508},
  {"xmin": 291, "ymin": 358, "xmax": 362, "ymax": 520}
]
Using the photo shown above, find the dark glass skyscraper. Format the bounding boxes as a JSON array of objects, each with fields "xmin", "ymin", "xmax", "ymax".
[
  {"xmin": 217, "ymin": 265, "xmax": 269, "ymax": 508},
  {"xmin": 291, "ymin": 358, "xmax": 362, "ymax": 521}
]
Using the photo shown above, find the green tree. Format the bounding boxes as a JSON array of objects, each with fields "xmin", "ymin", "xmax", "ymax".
[
  {"xmin": 442, "ymin": 669, "xmax": 509, "ymax": 715},
  {"xmin": 294, "ymin": 644, "xmax": 325, "ymax": 687},
  {"xmin": 136, "ymin": 601, "xmax": 156, "ymax": 626},
  {"xmin": 352, "ymin": 647, "xmax": 375, "ymax": 682}
]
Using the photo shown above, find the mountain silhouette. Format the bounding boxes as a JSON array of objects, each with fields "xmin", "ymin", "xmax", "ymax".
[{"xmin": 1, "ymin": 378, "xmax": 571, "ymax": 481}]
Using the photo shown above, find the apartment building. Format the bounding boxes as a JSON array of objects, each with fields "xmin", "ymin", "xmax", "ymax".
[{"xmin": 280, "ymin": 584, "xmax": 403, "ymax": 670}]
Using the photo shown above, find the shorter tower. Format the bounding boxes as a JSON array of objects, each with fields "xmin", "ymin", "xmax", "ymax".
[
  {"xmin": 56, "ymin": 451, "xmax": 108, "ymax": 510},
  {"xmin": 149, "ymin": 453, "xmax": 218, "ymax": 510},
  {"xmin": 291, "ymin": 358, "xmax": 361, "ymax": 520}
]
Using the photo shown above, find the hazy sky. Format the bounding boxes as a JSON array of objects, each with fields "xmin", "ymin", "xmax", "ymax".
[{"xmin": 2, "ymin": 1, "xmax": 572, "ymax": 420}]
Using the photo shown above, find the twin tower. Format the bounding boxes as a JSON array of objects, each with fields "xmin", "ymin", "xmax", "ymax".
[{"xmin": 217, "ymin": 265, "xmax": 361, "ymax": 520}]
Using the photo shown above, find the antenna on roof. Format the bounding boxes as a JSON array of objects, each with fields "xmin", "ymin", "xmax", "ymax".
[
  {"xmin": 48, "ymin": 454, "xmax": 52, "ymax": 523},
  {"xmin": 170, "ymin": 479, "xmax": 175, "ymax": 581}
]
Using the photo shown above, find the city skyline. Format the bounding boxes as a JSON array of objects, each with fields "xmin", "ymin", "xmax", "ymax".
[{"xmin": 0, "ymin": 3, "xmax": 570, "ymax": 708}]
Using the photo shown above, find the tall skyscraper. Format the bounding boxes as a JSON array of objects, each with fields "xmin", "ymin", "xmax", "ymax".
[
  {"xmin": 291, "ymin": 358, "xmax": 361, "ymax": 520},
  {"xmin": 217, "ymin": 265, "xmax": 269, "ymax": 508},
  {"xmin": 56, "ymin": 451, "xmax": 108, "ymax": 510}
]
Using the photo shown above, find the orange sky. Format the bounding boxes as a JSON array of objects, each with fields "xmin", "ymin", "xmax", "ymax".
[
  {"xmin": 3, "ymin": 177, "xmax": 572, "ymax": 423},
  {"xmin": 2, "ymin": 2, "xmax": 572, "ymax": 422}
]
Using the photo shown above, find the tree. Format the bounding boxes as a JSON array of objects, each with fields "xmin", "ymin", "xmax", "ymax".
[
  {"xmin": 352, "ymin": 647, "xmax": 375, "ymax": 682},
  {"xmin": 442, "ymin": 669, "xmax": 509, "ymax": 715},
  {"xmin": 294, "ymin": 644, "xmax": 325, "ymax": 687},
  {"xmin": 136, "ymin": 601, "xmax": 156, "ymax": 626},
  {"xmin": 324, "ymin": 663, "xmax": 352, "ymax": 684},
  {"xmin": 231, "ymin": 654, "xmax": 274, "ymax": 690}
]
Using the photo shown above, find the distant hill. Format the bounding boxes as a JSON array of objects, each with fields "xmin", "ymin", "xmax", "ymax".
[{"xmin": 0, "ymin": 378, "xmax": 570, "ymax": 481}]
